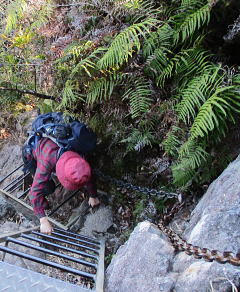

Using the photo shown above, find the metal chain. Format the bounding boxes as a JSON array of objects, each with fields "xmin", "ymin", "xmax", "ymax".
[
  {"xmin": 158, "ymin": 204, "xmax": 240, "ymax": 267},
  {"xmin": 94, "ymin": 169, "xmax": 182, "ymax": 201}
]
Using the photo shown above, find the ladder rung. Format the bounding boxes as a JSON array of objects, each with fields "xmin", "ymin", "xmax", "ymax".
[
  {"xmin": 22, "ymin": 234, "xmax": 98, "ymax": 260},
  {"xmin": 32, "ymin": 231, "xmax": 99, "ymax": 254},
  {"xmin": 6, "ymin": 237, "xmax": 97, "ymax": 269}
]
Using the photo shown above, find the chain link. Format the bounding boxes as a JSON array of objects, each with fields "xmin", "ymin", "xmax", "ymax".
[
  {"xmin": 158, "ymin": 205, "xmax": 240, "ymax": 267},
  {"xmin": 94, "ymin": 169, "xmax": 182, "ymax": 201}
]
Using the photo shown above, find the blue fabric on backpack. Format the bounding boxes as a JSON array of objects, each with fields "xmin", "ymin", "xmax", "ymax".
[{"xmin": 22, "ymin": 112, "xmax": 97, "ymax": 173}]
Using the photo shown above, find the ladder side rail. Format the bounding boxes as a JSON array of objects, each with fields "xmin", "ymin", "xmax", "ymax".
[{"xmin": 95, "ymin": 239, "xmax": 105, "ymax": 292}]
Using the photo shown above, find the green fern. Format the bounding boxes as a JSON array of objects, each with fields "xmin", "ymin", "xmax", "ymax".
[
  {"xmin": 4, "ymin": 0, "xmax": 27, "ymax": 34},
  {"xmin": 29, "ymin": 0, "xmax": 53, "ymax": 30},
  {"xmin": 57, "ymin": 41, "xmax": 96, "ymax": 63},
  {"xmin": 162, "ymin": 126, "xmax": 183, "ymax": 157},
  {"xmin": 122, "ymin": 77, "xmax": 152, "ymax": 118},
  {"xmin": 171, "ymin": 1, "xmax": 211, "ymax": 44},
  {"xmin": 143, "ymin": 24, "xmax": 174, "ymax": 58},
  {"xmin": 58, "ymin": 80, "xmax": 82, "ymax": 110},
  {"xmin": 121, "ymin": 127, "xmax": 155, "ymax": 151},
  {"xmin": 98, "ymin": 18, "xmax": 158, "ymax": 70},
  {"xmin": 172, "ymin": 139, "xmax": 209, "ymax": 186},
  {"xmin": 190, "ymin": 85, "xmax": 240, "ymax": 139},
  {"xmin": 175, "ymin": 65, "xmax": 221, "ymax": 123},
  {"xmin": 70, "ymin": 47, "xmax": 106, "ymax": 78},
  {"xmin": 86, "ymin": 74, "xmax": 124, "ymax": 104},
  {"xmin": 156, "ymin": 48, "xmax": 211, "ymax": 87},
  {"xmin": 4, "ymin": 0, "xmax": 52, "ymax": 34},
  {"xmin": 130, "ymin": 0, "xmax": 162, "ymax": 23}
]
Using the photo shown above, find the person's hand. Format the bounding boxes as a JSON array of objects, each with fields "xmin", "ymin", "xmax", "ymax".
[
  {"xmin": 40, "ymin": 217, "xmax": 53, "ymax": 235},
  {"xmin": 88, "ymin": 197, "xmax": 100, "ymax": 208}
]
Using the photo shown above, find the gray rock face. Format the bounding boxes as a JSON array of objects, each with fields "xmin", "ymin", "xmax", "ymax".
[
  {"xmin": 105, "ymin": 221, "xmax": 176, "ymax": 292},
  {"xmin": 0, "ymin": 143, "xmax": 22, "ymax": 188},
  {"xmin": 173, "ymin": 155, "xmax": 240, "ymax": 291},
  {"xmin": 81, "ymin": 205, "xmax": 113, "ymax": 238},
  {"xmin": 105, "ymin": 155, "xmax": 240, "ymax": 292},
  {"xmin": 0, "ymin": 196, "xmax": 16, "ymax": 219}
]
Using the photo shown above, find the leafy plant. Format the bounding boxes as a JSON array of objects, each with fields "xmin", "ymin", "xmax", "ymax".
[
  {"xmin": 122, "ymin": 77, "xmax": 153, "ymax": 118},
  {"xmin": 98, "ymin": 18, "xmax": 158, "ymax": 69}
]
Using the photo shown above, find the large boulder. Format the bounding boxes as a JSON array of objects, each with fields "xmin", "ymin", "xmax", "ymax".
[
  {"xmin": 105, "ymin": 155, "xmax": 240, "ymax": 292},
  {"xmin": 105, "ymin": 221, "xmax": 176, "ymax": 292}
]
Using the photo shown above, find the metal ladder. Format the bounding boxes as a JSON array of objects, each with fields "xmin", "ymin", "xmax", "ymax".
[{"xmin": 0, "ymin": 165, "xmax": 105, "ymax": 291}]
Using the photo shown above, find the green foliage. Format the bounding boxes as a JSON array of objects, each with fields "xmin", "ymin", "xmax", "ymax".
[
  {"xmin": 4, "ymin": 0, "xmax": 52, "ymax": 34},
  {"xmin": 122, "ymin": 77, "xmax": 152, "ymax": 118},
  {"xmin": 86, "ymin": 74, "xmax": 122, "ymax": 104},
  {"xmin": 37, "ymin": 99, "xmax": 56, "ymax": 114},
  {"xmin": 133, "ymin": 199, "xmax": 145, "ymax": 218},
  {"xmin": 189, "ymin": 86, "xmax": 236, "ymax": 139},
  {"xmin": 170, "ymin": 1, "xmax": 211, "ymax": 44},
  {"xmin": 175, "ymin": 65, "xmax": 220, "ymax": 123},
  {"xmin": 171, "ymin": 140, "xmax": 209, "ymax": 186},
  {"xmin": 58, "ymin": 80, "xmax": 82, "ymax": 110},
  {"xmin": 57, "ymin": 42, "xmax": 106, "ymax": 77},
  {"xmin": 121, "ymin": 126, "xmax": 155, "ymax": 152},
  {"xmin": 143, "ymin": 24, "xmax": 174, "ymax": 58},
  {"xmin": 156, "ymin": 47, "xmax": 211, "ymax": 87},
  {"xmin": 162, "ymin": 126, "xmax": 183, "ymax": 157},
  {"xmin": 98, "ymin": 18, "xmax": 158, "ymax": 69},
  {"xmin": 1, "ymin": 0, "xmax": 239, "ymax": 192},
  {"xmin": 167, "ymin": 68, "xmax": 240, "ymax": 187},
  {"xmin": 4, "ymin": 0, "xmax": 27, "ymax": 34}
]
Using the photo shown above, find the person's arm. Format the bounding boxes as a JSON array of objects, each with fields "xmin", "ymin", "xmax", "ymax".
[
  {"xmin": 29, "ymin": 165, "xmax": 54, "ymax": 234},
  {"xmin": 85, "ymin": 176, "xmax": 100, "ymax": 207},
  {"xmin": 28, "ymin": 138, "xmax": 58, "ymax": 234}
]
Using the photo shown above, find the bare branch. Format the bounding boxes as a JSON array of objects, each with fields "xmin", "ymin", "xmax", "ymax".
[{"xmin": 0, "ymin": 87, "xmax": 56, "ymax": 100}]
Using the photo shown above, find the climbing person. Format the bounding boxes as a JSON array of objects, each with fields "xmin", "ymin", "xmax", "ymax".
[{"xmin": 22, "ymin": 112, "xmax": 100, "ymax": 235}]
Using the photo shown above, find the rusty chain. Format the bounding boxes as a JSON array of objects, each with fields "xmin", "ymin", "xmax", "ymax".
[{"xmin": 158, "ymin": 204, "xmax": 240, "ymax": 267}]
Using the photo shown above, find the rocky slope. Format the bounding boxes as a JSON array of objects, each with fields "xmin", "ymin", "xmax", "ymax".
[{"xmin": 105, "ymin": 154, "xmax": 240, "ymax": 291}]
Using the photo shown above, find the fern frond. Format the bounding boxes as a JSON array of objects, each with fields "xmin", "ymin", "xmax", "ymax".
[
  {"xmin": 58, "ymin": 41, "xmax": 96, "ymax": 63},
  {"xmin": 30, "ymin": 0, "xmax": 53, "ymax": 30},
  {"xmin": 70, "ymin": 47, "xmax": 106, "ymax": 78},
  {"xmin": 162, "ymin": 126, "xmax": 183, "ymax": 157},
  {"xmin": 143, "ymin": 24, "xmax": 174, "ymax": 58},
  {"xmin": 156, "ymin": 48, "xmax": 211, "ymax": 87},
  {"xmin": 58, "ymin": 80, "xmax": 81, "ymax": 109},
  {"xmin": 171, "ymin": 1, "xmax": 211, "ymax": 44},
  {"xmin": 175, "ymin": 66, "xmax": 222, "ymax": 123},
  {"xmin": 190, "ymin": 85, "xmax": 240, "ymax": 139},
  {"xmin": 86, "ymin": 73, "xmax": 125, "ymax": 104},
  {"xmin": 122, "ymin": 77, "xmax": 152, "ymax": 118},
  {"xmin": 172, "ymin": 139, "xmax": 209, "ymax": 186},
  {"xmin": 121, "ymin": 127, "xmax": 154, "ymax": 151},
  {"xmin": 144, "ymin": 47, "xmax": 171, "ymax": 79},
  {"xmin": 98, "ymin": 18, "xmax": 158, "ymax": 69},
  {"xmin": 130, "ymin": 0, "xmax": 162, "ymax": 23}
]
